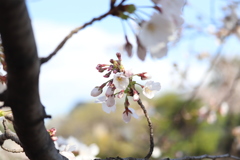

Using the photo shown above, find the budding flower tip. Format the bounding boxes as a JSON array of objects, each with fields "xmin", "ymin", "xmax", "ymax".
[{"xmin": 116, "ymin": 52, "xmax": 122, "ymax": 60}]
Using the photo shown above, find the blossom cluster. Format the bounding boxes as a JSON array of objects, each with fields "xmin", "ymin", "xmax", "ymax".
[
  {"xmin": 91, "ymin": 53, "xmax": 161, "ymax": 123},
  {"xmin": 55, "ymin": 136, "xmax": 99, "ymax": 160},
  {"xmin": 48, "ymin": 128, "xmax": 100, "ymax": 160}
]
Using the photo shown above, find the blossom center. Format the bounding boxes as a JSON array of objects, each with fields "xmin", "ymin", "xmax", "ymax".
[
  {"xmin": 117, "ymin": 77, "xmax": 123, "ymax": 82},
  {"xmin": 147, "ymin": 23, "xmax": 156, "ymax": 32},
  {"xmin": 144, "ymin": 87, "xmax": 152, "ymax": 93}
]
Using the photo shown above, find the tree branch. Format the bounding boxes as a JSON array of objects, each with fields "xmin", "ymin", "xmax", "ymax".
[
  {"xmin": 0, "ymin": 0, "xmax": 67, "ymax": 159},
  {"xmin": 137, "ymin": 99, "xmax": 154, "ymax": 159},
  {"xmin": 162, "ymin": 153, "xmax": 240, "ymax": 160},
  {"xmin": 39, "ymin": 6, "xmax": 118, "ymax": 64},
  {"xmin": 95, "ymin": 154, "xmax": 240, "ymax": 160}
]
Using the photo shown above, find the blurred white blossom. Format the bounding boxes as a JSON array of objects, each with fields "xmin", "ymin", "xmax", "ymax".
[{"xmin": 143, "ymin": 81, "xmax": 161, "ymax": 99}]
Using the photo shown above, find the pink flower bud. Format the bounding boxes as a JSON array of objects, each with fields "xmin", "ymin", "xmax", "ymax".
[
  {"xmin": 117, "ymin": 90, "xmax": 125, "ymax": 98},
  {"xmin": 133, "ymin": 90, "xmax": 139, "ymax": 101},
  {"xmin": 47, "ymin": 128, "xmax": 57, "ymax": 136},
  {"xmin": 136, "ymin": 36, "xmax": 147, "ymax": 61},
  {"xmin": 103, "ymin": 71, "xmax": 112, "ymax": 78},
  {"xmin": 110, "ymin": 59, "xmax": 114, "ymax": 64},
  {"xmin": 91, "ymin": 87, "xmax": 102, "ymax": 97},
  {"xmin": 96, "ymin": 64, "xmax": 101, "ymax": 70},
  {"xmin": 124, "ymin": 36, "xmax": 133, "ymax": 57},
  {"xmin": 113, "ymin": 69, "xmax": 118, "ymax": 74},
  {"xmin": 122, "ymin": 107, "xmax": 138, "ymax": 123},
  {"xmin": 123, "ymin": 110, "xmax": 132, "ymax": 123},
  {"xmin": 125, "ymin": 70, "xmax": 134, "ymax": 78},
  {"xmin": 116, "ymin": 52, "xmax": 122, "ymax": 61},
  {"xmin": 105, "ymin": 87, "xmax": 115, "ymax": 97},
  {"xmin": 51, "ymin": 136, "xmax": 58, "ymax": 141},
  {"xmin": 141, "ymin": 72, "xmax": 151, "ymax": 80},
  {"xmin": 98, "ymin": 67, "xmax": 107, "ymax": 73},
  {"xmin": 107, "ymin": 65, "xmax": 113, "ymax": 71},
  {"xmin": 106, "ymin": 96, "xmax": 115, "ymax": 107}
]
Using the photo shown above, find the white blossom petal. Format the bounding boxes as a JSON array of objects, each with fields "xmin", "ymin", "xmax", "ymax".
[
  {"xmin": 113, "ymin": 72, "xmax": 129, "ymax": 90},
  {"xmin": 129, "ymin": 108, "xmax": 139, "ymax": 119},
  {"xmin": 149, "ymin": 42, "xmax": 168, "ymax": 59},
  {"xmin": 124, "ymin": 69, "xmax": 134, "ymax": 78},
  {"xmin": 105, "ymin": 87, "xmax": 114, "ymax": 97},
  {"xmin": 91, "ymin": 87, "xmax": 102, "ymax": 97},
  {"xmin": 102, "ymin": 101, "xmax": 116, "ymax": 114},
  {"xmin": 95, "ymin": 96, "xmax": 106, "ymax": 103},
  {"xmin": 60, "ymin": 151, "xmax": 76, "ymax": 160},
  {"xmin": 139, "ymin": 13, "xmax": 175, "ymax": 48},
  {"xmin": 122, "ymin": 112, "xmax": 131, "ymax": 123},
  {"xmin": 133, "ymin": 93, "xmax": 139, "ymax": 101},
  {"xmin": 0, "ymin": 82, "xmax": 6, "ymax": 94},
  {"xmin": 106, "ymin": 96, "xmax": 115, "ymax": 107},
  {"xmin": 143, "ymin": 81, "xmax": 161, "ymax": 99}
]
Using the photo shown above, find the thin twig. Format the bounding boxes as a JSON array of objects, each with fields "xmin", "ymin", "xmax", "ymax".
[
  {"xmin": 183, "ymin": 36, "xmax": 228, "ymax": 110},
  {"xmin": 188, "ymin": 44, "xmax": 223, "ymax": 101},
  {"xmin": 137, "ymin": 99, "xmax": 154, "ymax": 159},
  {"xmin": 0, "ymin": 120, "xmax": 22, "ymax": 147},
  {"xmin": 40, "ymin": 11, "xmax": 111, "ymax": 64},
  {"xmin": 40, "ymin": 3, "xmax": 124, "ymax": 64}
]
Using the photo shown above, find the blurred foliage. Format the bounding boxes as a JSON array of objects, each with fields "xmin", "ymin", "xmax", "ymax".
[{"xmin": 49, "ymin": 93, "xmax": 240, "ymax": 159}]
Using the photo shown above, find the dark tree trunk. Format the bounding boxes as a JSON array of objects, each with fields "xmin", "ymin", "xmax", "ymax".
[{"xmin": 0, "ymin": 0, "xmax": 67, "ymax": 159}]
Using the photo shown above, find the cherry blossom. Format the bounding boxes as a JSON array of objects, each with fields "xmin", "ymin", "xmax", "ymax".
[
  {"xmin": 143, "ymin": 81, "xmax": 161, "ymax": 99},
  {"xmin": 133, "ymin": 90, "xmax": 140, "ymax": 101},
  {"xmin": 106, "ymin": 95, "xmax": 115, "ymax": 107},
  {"xmin": 122, "ymin": 107, "xmax": 139, "ymax": 123},
  {"xmin": 113, "ymin": 72, "xmax": 129, "ymax": 90},
  {"xmin": 55, "ymin": 136, "xmax": 100, "ymax": 160},
  {"xmin": 124, "ymin": 36, "xmax": 133, "ymax": 57},
  {"xmin": 105, "ymin": 86, "xmax": 115, "ymax": 97},
  {"xmin": 149, "ymin": 42, "xmax": 168, "ymax": 58},
  {"xmin": 138, "ymin": 0, "xmax": 184, "ymax": 59},
  {"xmin": 91, "ymin": 87, "xmax": 102, "ymax": 97},
  {"xmin": 158, "ymin": 0, "xmax": 185, "ymax": 27},
  {"xmin": 138, "ymin": 13, "xmax": 175, "ymax": 58},
  {"xmin": 95, "ymin": 96, "xmax": 116, "ymax": 114},
  {"xmin": 47, "ymin": 128, "xmax": 58, "ymax": 141},
  {"xmin": 92, "ymin": 53, "xmax": 161, "ymax": 122},
  {"xmin": 116, "ymin": 90, "xmax": 125, "ymax": 99},
  {"xmin": 139, "ymin": 13, "xmax": 175, "ymax": 46},
  {"xmin": 124, "ymin": 69, "xmax": 134, "ymax": 78},
  {"xmin": 61, "ymin": 152, "xmax": 76, "ymax": 160}
]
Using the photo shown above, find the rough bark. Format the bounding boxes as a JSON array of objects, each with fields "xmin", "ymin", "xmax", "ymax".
[{"xmin": 0, "ymin": 0, "xmax": 67, "ymax": 159}]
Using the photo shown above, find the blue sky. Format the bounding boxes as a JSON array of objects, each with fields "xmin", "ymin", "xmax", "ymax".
[{"xmin": 23, "ymin": 0, "xmax": 239, "ymax": 116}]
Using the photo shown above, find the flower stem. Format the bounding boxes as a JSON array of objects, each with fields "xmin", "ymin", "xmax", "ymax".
[{"xmin": 137, "ymin": 99, "xmax": 154, "ymax": 159}]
